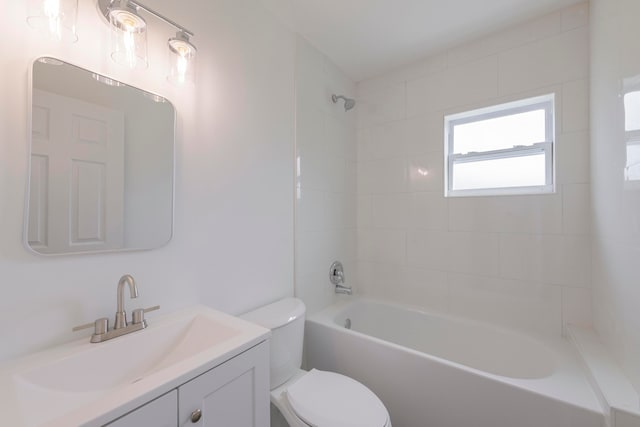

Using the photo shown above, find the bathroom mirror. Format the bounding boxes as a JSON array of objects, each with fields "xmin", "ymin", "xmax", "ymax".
[{"xmin": 26, "ymin": 57, "xmax": 175, "ymax": 255}]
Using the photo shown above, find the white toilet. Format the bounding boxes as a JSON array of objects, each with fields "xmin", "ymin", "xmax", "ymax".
[{"xmin": 242, "ymin": 298, "xmax": 391, "ymax": 427}]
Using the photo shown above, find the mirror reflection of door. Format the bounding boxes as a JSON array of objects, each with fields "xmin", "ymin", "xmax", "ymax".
[{"xmin": 29, "ymin": 89, "xmax": 125, "ymax": 253}]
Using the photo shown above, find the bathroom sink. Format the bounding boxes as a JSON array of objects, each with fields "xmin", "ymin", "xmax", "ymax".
[
  {"xmin": 0, "ymin": 305, "xmax": 269, "ymax": 427},
  {"xmin": 17, "ymin": 314, "xmax": 238, "ymax": 392}
]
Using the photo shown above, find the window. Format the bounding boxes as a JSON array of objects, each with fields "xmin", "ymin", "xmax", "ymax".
[
  {"xmin": 444, "ymin": 94, "xmax": 555, "ymax": 197},
  {"xmin": 624, "ymin": 87, "xmax": 640, "ymax": 183}
]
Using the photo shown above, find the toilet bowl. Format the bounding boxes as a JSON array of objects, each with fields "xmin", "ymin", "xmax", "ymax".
[{"xmin": 242, "ymin": 298, "xmax": 391, "ymax": 427}]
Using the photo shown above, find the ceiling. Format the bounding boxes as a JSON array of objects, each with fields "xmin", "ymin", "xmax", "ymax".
[{"xmin": 258, "ymin": 0, "xmax": 584, "ymax": 82}]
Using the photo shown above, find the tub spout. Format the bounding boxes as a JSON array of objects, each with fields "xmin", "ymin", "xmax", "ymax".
[
  {"xmin": 330, "ymin": 261, "xmax": 352, "ymax": 295},
  {"xmin": 335, "ymin": 284, "xmax": 352, "ymax": 295}
]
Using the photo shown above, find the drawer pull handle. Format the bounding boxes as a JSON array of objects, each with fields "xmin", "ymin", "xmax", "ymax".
[{"xmin": 191, "ymin": 409, "xmax": 202, "ymax": 423}]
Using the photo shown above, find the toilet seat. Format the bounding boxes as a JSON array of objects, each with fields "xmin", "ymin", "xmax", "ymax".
[{"xmin": 283, "ymin": 369, "xmax": 389, "ymax": 427}]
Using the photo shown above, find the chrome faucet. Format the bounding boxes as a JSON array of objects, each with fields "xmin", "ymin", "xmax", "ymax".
[
  {"xmin": 329, "ymin": 261, "xmax": 352, "ymax": 295},
  {"xmin": 72, "ymin": 274, "xmax": 159, "ymax": 343},
  {"xmin": 115, "ymin": 274, "xmax": 138, "ymax": 329}
]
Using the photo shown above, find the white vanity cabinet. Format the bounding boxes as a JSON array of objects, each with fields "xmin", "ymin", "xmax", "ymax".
[
  {"xmin": 104, "ymin": 341, "xmax": 269, "ymax": 427},
  {"xmin": 105, "ymin": 391, "xmax": 178, "ymax": 427},
  {"xmin": 178, "ymin": 340, "xmax": 269, "ymax": 426}
]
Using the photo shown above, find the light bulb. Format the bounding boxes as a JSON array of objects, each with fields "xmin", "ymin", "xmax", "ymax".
[
  {"xmin": 27, "ymin": 0, "xmax": 78, "ymax": 42},
  {"xmin": 43, "ymin": 0, "xmax": 61, "ymax": 39},
  {"xmin": 108, "ymin": 6, "xmax": 148, "ymax": 69},
  {"xmin": 168, "ymin": 33, "xmax": 196, "ymax": 85}
]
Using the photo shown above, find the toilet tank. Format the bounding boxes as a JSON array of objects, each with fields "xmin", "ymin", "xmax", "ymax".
[{"xmin": 242, "ymin": 298, "xmax": 306, "ymax": 388}]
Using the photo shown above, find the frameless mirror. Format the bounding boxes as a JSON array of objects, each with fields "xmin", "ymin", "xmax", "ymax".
[{"xmin": 26, "ymin": 57, "xmax": 175, "ymax": 255}]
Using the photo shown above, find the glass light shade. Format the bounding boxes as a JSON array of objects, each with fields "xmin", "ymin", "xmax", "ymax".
[
  {"xmin": 167, "ymin": 34, "xmax": 196, "ymax": 85},
  {"xmin": 108, "ymin": 6, "xmax": 148, "ymax": 69},
  {"xmin": 27, "ymin": 0, "xmax": 78, "ymax": 43}
]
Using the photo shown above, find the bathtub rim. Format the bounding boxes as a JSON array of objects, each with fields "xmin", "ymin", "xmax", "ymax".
[{"xmin": 306, "ymin": 296, "xmax": 604, "ymax": 416}]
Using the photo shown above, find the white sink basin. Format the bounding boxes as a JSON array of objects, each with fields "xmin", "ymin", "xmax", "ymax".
[{"xmin": 0, "ymin": 305, "xmax": 269, "ymax": 427}]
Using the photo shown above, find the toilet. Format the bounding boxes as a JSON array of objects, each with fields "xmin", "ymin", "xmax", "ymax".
[{"xmin": 242, "ymin": 298, "xmax": 391, "ymax": 427}]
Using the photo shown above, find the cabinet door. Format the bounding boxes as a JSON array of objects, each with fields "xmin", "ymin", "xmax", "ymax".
[
  {"xmin": 105, "ymin": 390, "xmax": 177, "ymax": 427},
  {"xmin": 178, "ymin": 341, "xmax": 269, "ymax": 427}
]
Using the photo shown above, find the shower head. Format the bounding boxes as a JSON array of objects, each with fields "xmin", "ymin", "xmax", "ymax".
[{"xmin": 332, "ymin": 94, "xmax": 356, "ymax": 112}]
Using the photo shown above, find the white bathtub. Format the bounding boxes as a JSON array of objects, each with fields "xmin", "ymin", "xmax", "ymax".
[{"xmin": 305, "ymin": 298, "xmax": 605, "ymax": 427}]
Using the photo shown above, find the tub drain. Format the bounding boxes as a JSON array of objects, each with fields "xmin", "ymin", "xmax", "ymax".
[{"xmin": 344, "ymin": 318, "xmax": 351, "ymax": 329}]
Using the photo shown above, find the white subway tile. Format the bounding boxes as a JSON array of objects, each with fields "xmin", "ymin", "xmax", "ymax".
[
  {"xmin": 403, "ymin": 267, "xmax": 449, "ymax": 313},
  {"xmin": 406, "ymin": 113, "xmax": 446, "ymax": 156},
  {"xmin": 410, "ymin": 192, "xmax": 448, "ymax": 231},
  {"xmin": 297, "ymin": 189, "xmax": 328, "ymax": 232},
  {"xmin": 561, "ymin": 2, "xmax": 589, "ymax": 32},
  {"xmin": 358, "ymin": 229, "xmax": 406, "ymax": 265},
  {"xmin": 371, "ymin": 193, "xmax": 411, "ymax": 229},
  {"xmin": 406, "ymin": 70, "xmax": 448, "ymax": 116},
  {"xmin": 449, "ymin": 193, "xmax": 563, "ymax": 234},
  {"xmin": 296, "ymin": 230, "xmax": 330, "ymax": 276},
  {"xmin": 498, "ymin": 233, "xmax": 532, "ymax": 281},
  {"xmin": 448, "ymin": 197, "xmax": 496, "ymax": 232},
  {"xmin": 492, "ymin": 194, "xmax": 564, "ymax": 234},
  {"xmin": 562, "ymin": 287, "xmax": 592, "ymax": 329},
  {"xmin": 539, "ymin": 234, "xmax": 591, "ymax": 287},
  {"xmin": 498, "ymin": 27, "xmax": 588, "ymax": 95},
  {"xmin": 446, "ymin": 12, "xmax": 561, "ymax": 68},
  {"xmin": 345, "ymin": 160, "xmax": 357, "ymax": 195},
  {"xmin": 295, "ymin": 272, "xmax": 337, "ymax": 316},
  {"xmin": 296, "ymin": 104, "xmax": 325, "ymax": 154},
  {"xmin": 562, "ymin": 183, "xmax": 591, "ymax": 235},
  {"xmin": 368, "ymin": 120, "xmax": 409, "ymax": 159},
  {"xmin": 357, "ymin": 128, "xmax": 370, "ymax": 162},
  {"xmin": 357, "ymin": 195, "xmax": 373, "ymax": 228},
  {"xmin": 499, "ymin": 234, "xmax": 591, "ymax": 287},
  {"xmin": 355, "ymin": 261, "xmax": 377, "ymax": 296},
  {"xmin": 408, "ymin": 153, "xmax": 444, "ymax": 192},
  {"xmin": 407, "ymin": 230, "xmax": 449, "ymax": 271},
  {"xmin": 357, "ymin": 54, "xmax": 447, "ymax": 96},
  {"xmin": 358, "ymin": 158, "xmax": 408, "ymax": 194},
  {"xmin": 448, "ymin": 273, "xmax": 562, "ymax": 337},
  {"xmin": 483, "ymin": 11, "xmax": 562, "ymax": 55},
  {"xmin": 325, "ymin": 192, "xmax": 353, "ymax": 230},
  {"xmin": 356, "ymin": 261, "xmax": 409, "ymax": 301},
  {"xmin": 356, "ymin": 160, "xmax": 373, "ymax": 195},
  {"xmin": 447, "ymin": 232, "xmax": 500, "ymax": 276},
  {"xmin": 357, "ymin": 83, "xmax": 406, "ymax": 128},
  {"xmin": 562, "ymin": 79, "xmax": 590, "ymax": 132},
  {"xmin": 556, "ymin": 131, "xmax": 590, "ymax": 184},
  {"xmin": 407, "ymin": 56, "xmax": 499, "ymax": 116},
  {"xmin": 298, "ymin": 152, "xmax": 340, "ymax": 191},
  {"xmin": 325, "ymin": 113, "xmax": 356, "ymax": 160}
]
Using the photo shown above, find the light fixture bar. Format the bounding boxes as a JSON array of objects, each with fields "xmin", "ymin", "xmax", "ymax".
[{"xmin": 97, "ymin": 0, "xmax": 193, "ymax": 37}]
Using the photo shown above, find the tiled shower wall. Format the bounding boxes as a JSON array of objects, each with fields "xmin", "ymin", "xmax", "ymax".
[
  {"xmin": 295, "ymin": 37, "xmax": 357, "ymax": 314},
  {"xmin": 591, "ymin": 0, "xmax": 640, "ymax": 393},
  {"xmin": 356, "ymin": 3, "xmax": 591, "ymax": 338}
]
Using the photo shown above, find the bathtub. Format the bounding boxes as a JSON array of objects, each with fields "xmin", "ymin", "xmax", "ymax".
[{"xmin": 305, "ymin": 298, "xmax": 605, "ymax": 427}]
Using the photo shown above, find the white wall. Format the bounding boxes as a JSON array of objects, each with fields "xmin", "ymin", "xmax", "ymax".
[
  {"xmin": 591, "ymin": 0, "xmax": 640, "ymax": 393},
  {"xmin": 295, "ymin": 37, "xmax": 357, "ymax": 314},
  {"xmin": 0, "ymin": 0, "xmax": 294, "ymax": 361},
  {"xmin": 356, "ymin": 3, "xmax": 591, "ymax": 338}
]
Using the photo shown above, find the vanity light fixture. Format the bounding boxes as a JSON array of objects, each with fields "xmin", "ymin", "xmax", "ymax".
[
  {"xmin": 105, "ymin": 0, "xmax": 148, "ymax": 69},
  {"xmin": 27, "ymin": 0, "xmax": 79, "ymax": 43},
  {"xmin": 167, "ymin": 31, "xmax": 197, "ymax": 85},
  {"xmin": 97, "ymin": 0, "xmax": 197, "ymax": 84}
]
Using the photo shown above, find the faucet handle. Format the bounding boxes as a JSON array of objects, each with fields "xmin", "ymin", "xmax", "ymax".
[
  {"xmin": 144, "ymin": 305, "xmax": 160, "ymax": 314},
  {"xmin": 72, "ymin": 318, "xmax": 109, "ymax": 334},
  {"xmin": 132, "ymin": 305, "xmax": 160, "ymax": 325}
]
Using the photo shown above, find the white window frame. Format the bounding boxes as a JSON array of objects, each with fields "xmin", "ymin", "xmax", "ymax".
[
  {"xmin": 623, "ymin": 81, "xmax": 640, "ymax": 188},
  {"xmin": 444, "ymin": 94, "xmax": 555, "ymax": 197}
]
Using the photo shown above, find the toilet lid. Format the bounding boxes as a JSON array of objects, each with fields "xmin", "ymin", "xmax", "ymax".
[{"xmin": 285, "ymin": 369, "xmax": 389, "ymax": 427}]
